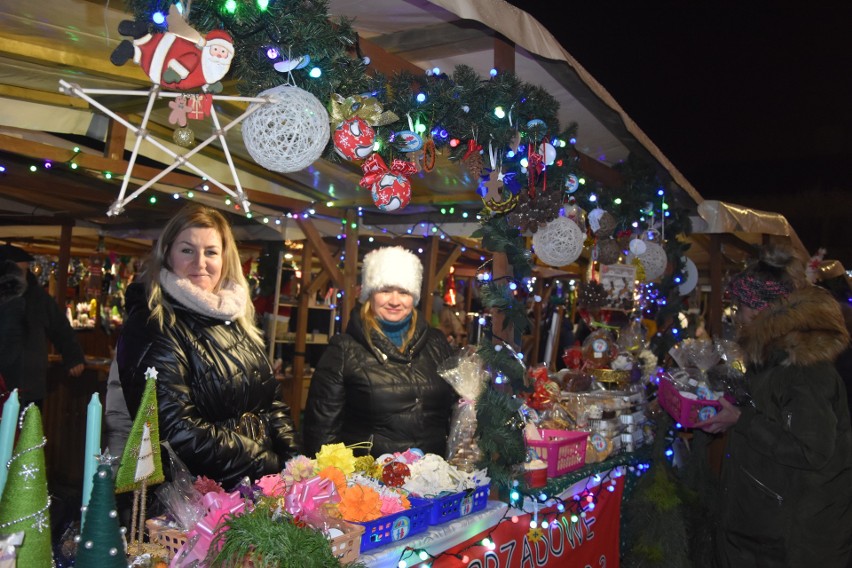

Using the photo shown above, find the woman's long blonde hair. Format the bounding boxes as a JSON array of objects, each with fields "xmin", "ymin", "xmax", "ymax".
[
  {"xmin": 142, "ymin": 205, "xmax": 264, "ymax": 346},
  {"xmin": 360, "ymin": 300, "xmax": 418, "ymax": 352}
]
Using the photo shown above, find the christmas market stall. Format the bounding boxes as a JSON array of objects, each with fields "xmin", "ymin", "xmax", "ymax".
[{"xmin": 0, "ymin": 0, "xmax": 815, "ymax": 566}]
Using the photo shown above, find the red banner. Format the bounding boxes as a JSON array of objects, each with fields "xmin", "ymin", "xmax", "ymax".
[{"xmin": 430, "ymin": 476, "xmax": 625, "ymax": 568}]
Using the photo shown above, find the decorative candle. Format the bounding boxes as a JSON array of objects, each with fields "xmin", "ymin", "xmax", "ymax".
[
  {"xmin": 0, "ymin": 389, "xmax": 20, "ymax": 498},
  {"xmin": 81, "ymin": 393, "xmax": 102, "ymax": 511}
]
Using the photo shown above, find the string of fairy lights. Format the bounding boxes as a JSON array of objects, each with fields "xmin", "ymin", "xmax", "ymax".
[{"xmin": 389, "ymin": 458, "xmax": 651, "ymax": 567}]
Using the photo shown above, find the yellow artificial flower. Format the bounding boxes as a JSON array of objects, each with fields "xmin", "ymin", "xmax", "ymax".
[{"xmin": 316, "ymin": 443, "xmax": 357, "ymax": 476}]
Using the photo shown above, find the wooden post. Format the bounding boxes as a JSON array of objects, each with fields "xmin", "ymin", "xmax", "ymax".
[
  {"xmin": 530, "ymin": 278, "xmax": 545, "ymax": 365},
  {"xmin": 55, "ymin": 221, "xmax": 73, "ymax": 309},
  {"xmin": 491, "ymin": 252, "xmax": 515, "ymax": 348},
  {"xmin": 421, "ymin": 236, "xmax": 439, "ymax": 323},
  {"xmin": 104, "ymin": 117, "xmax": 128, "ymax": 162},
  {"xmin": 290, "ymin": 240, "xmax": 314, "ymax": 429},
  {"xmin": 342, "ymin": 209, "xmax": 359, "ymax": 331},
  {"xmin": 707, "ymin": 234, "xmax": 723, "ymax": 339}
]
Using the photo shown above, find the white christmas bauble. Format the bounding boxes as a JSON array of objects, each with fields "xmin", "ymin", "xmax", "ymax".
[
  {"xmin": 678, "ymin": 257, "xmax": 699, "ymax": 295},
  {"xmin": 639, "ymin": 241, "xmax": 668, "ymax": 281},
  {"xmin": 538, "ymin": 142, "xmax": 556, "ymax": 165},
  {"xmin": 242, "ymin": 84, "xmax": 330, "ymax": 173},
  {"xmin": 533, "ymin": 216, "xmax": 585, "ymax": 267},
  {"xmin": 629, "ymin": 238, "xmax": 647, "ymax": 255}
]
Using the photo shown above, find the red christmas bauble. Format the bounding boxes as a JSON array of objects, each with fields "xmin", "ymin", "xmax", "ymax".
[
  {"xmin": 333, "ymin": 117, "xmax": 375, "ymax": 161},
  {"xmin": 371, "ymin": 173, "xmax": 411, "ymax": 212},
  {"xmin": 381, "ymin": 461, "xmax": 411, "ymax": 487}
]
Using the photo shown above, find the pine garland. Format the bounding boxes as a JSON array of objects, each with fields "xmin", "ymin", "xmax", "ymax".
[{"xmin": 474, "ymin": 388, "xmax": 526, "ymax": 489}]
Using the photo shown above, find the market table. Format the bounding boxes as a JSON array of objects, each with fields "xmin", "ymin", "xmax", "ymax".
[{"xmin": 359, "ymin": 457, "xmax": 643, "ymax": 568}]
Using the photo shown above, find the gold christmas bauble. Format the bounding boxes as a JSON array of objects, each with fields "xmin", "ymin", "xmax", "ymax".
[{"xmin": 172, "ymin": 127, "xmax": 195, "ymax": 147}]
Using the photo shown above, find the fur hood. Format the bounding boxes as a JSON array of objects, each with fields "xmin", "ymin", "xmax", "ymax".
[{"xmin": 739, "ymin": 285, "xmax": 850, "ymax": 367}]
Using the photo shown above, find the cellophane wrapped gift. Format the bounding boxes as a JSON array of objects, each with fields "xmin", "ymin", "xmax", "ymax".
[
  {"xmin": 154, "ymin": 442, "xmax": 206, "ymax": 530},
  {"xmin": 437, "ymin": 346, "xmax": 490, "ymax": 472}
]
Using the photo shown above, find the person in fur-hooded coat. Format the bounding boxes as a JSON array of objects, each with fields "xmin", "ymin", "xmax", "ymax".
[{"xmin": 698, "ymin": 246, "xmax": 852, "ymax": 567}]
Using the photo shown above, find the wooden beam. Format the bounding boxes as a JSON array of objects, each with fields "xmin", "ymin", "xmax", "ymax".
[
  {"xmin": 294, "ymin": 217, "xmax": 344, "ymax": 288},
  {"xmin": 0, "ymin": 84, "xmax": 89, "ymax": 110},
  {"xmin": 435, "ymin": 245, "xmax": 463, "ymax": 283},
  {"xmin": 55, "ymin": 221, "xmax": 73, "ymax": 309},
  {"xmin": 0, "ymin": 134, "xmax": 341, "ymax": 217},
  {"xmin": 493, "ymin": 35, "xmax": 515, "ymax": 74},
  {"xmin": 571, "ymin": 149, "xmax": 624, "ymax": 189},
  {"xmin": 707, "ymin": 234, "xmax": 723, "ymax": 339},
  {"xmin": 105, "ymin": 117, "xmax": 129, "ymax": 162},
  {"xmin": 421, "ymin": 236, "xmax": 440, "ymax": 323},
  {"xmin": 358, "ymin": 36, "xmax": 425, "ymax": 77},
  {"xmin": 0, "ymin": 35, "xmax": 149, "ymax": 86},
  {"xmin": 342, "ymin": 209, "xmax": 359, "ymax": 330}
]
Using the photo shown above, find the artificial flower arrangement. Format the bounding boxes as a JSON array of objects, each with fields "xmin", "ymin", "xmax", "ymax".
[{"xmin": 152, "ymin": 443, "xmax": 491, "ymax": 566}]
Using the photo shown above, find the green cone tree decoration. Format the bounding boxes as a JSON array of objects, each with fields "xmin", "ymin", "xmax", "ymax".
[
  {"xmin": 115, "ymin": 368, "xmax": 165, "ymax": 548},
  {"xmin": 75, "ymin": 461, "xmax": 127, "ymax": 567},
  {"xmin": 0, "ymin": 404, "xmax": 52, "ymax": 567},
  {"xmin": 115, "ymin": 367, "xmax": 164, "ymax": 493}
]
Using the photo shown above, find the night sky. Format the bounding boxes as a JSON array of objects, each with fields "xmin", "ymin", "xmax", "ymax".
[{"xmin": 510, "ymin": 2, "xmax": 852, "ymax": 265}]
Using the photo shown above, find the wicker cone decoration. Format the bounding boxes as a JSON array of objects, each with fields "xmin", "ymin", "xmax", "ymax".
[
  {"xmin": 243, "ymin": 84, "xmax": 330, "ymax": 173},
  {"xmin": 638, "ymin": 241, "xmax": 668, "ymax": 281},
  {"xmin": 533, "ymin": 216, "xmax": 585, "ymax": 267}
]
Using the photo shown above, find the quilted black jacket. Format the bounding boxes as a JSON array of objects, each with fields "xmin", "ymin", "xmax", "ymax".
[
  {"xmin": 302, "ymin": 307, "xmax": 457, "ymax": 458},
  {"xmin": 116, "ymin": 283, "xmax": 298, "ymax": 489}
]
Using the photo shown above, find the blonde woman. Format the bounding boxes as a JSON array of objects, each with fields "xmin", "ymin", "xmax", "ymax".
[
  {"xmin": 303, "ymin": 246, "xmax": 456, "ymax": 457},
  {"xmin": 113, "ymin": 205, "xmax": 298, "ymax": 488}
]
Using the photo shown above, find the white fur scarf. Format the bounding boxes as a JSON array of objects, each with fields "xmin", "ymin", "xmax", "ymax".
[{"xmin": 160, "ymin": 268, "xmax": 247, "ymax": 320}]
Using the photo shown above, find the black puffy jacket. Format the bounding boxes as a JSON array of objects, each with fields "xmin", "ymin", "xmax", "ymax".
[
  {"xmin": 302, "ymin": 307, "xmax": 457, "ymax": 457},
  {"xmin": 116, "ymin": 283, "xmax": 298, "ymax": 489}
]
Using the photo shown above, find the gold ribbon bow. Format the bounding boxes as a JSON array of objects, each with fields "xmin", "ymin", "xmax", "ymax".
[{"xmin": 330, "ymin": 93, "xmax": 399, "ymax": 127}]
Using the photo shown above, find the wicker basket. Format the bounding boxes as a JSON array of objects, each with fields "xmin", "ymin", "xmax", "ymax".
[{"xmin": 146, "ymin": 517, "xmax": 188, "ymax": 560}]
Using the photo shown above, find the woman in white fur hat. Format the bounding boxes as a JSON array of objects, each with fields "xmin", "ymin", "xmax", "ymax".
[{"xmin": 303, "ymin": 246, "xmax": 457, "ymax": 457}]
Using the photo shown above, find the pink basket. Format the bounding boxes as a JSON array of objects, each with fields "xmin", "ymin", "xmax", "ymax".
[
  {"xmin": 526, "ymin": 429, "xmax": 589, "ymax": 478},
  {"xmin": 658, "ymin": 376, "xmax": 721, "ymax": 428}
]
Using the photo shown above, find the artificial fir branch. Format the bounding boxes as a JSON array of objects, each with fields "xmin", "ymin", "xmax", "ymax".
[
  {"xmin": 475, "ymin": 388, "xmax": 526, "ymax": 490},
  {"xmin": 480, "ymin": 281, "xmax": 530, "ymax": 343},
  {"xmin": 207, "ymin": 501, "xmax": 367, "ymax": 568}
]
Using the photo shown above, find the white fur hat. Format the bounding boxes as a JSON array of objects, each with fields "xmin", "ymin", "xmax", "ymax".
[{"xmin": 359, "ymin": 246, "xmax": 423, "ymax": 305}]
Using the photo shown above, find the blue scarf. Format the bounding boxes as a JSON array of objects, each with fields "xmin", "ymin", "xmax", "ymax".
[{"xmin": 378, "ymin": 313, "xmax": 413, "ymax": 348}]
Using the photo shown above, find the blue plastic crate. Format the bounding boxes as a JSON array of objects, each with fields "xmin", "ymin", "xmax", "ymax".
[
  {"xmin": 356, "ymin": 497, "xmax": 431, "ymax": 553},
  {"xmin": 426, "ymin": 484, "xmax": 491, "ymax": 526}
]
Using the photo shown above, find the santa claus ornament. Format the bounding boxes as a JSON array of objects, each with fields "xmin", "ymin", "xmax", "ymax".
[
  {"xmin": 243, "ymin": 84, "xmax": 330, "ymax": 173},
  {"xmin": 333, "ymin": 118, "xmax": 375, "ymax": 160},
  {"xmin": 110, "ymin": 6, "xmax": 234, "ymax": 93},
  {"xmin": 359, "ymin": 154, "xmax": 416, "ymax": 212}
]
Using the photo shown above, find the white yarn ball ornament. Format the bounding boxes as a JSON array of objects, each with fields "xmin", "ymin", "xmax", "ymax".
[
  {"xmin": 638, "ymin": 241, "xmax": 668, "ymax": 281},
  {"xmin": 242, "ymin": 84, "xmax": 330, "ymax": 173},
  {"xmin": 533, "ymin": 216, "xmax": 585, "ymax": 267}
]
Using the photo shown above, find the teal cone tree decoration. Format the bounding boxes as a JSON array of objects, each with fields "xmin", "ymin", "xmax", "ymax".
[
  {"xmin": 75, "ymin": 461, "xmax": 127, "ymax": 567},
  {"xmin": 0, "ymin": 404, "xmax": 52, "ymax": 567}
]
